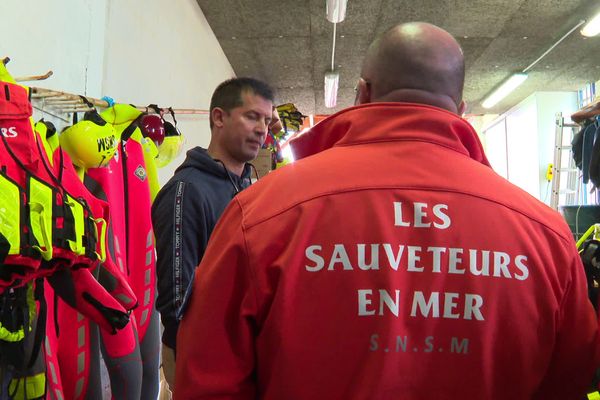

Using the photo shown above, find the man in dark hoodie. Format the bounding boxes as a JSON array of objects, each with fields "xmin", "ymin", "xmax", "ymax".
[{"xmin": 151, "ymin": 77, "xmax": 275, "ymax": 392}]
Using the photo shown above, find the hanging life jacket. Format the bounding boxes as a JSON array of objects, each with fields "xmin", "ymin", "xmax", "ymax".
[
  {"xmin": 0, "ymin": 81, "xmax": 107, "ymax": 291},
  {"xmin": 0, "ymin": 81, "xmax": 49, "ymax": 289},
  {"xmin": 0, "ymin": 81, "xmax": 131, "ymax": 328}
]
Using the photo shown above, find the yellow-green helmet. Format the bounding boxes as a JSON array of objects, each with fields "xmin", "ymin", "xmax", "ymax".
[
  {"xmin": 156, "ymin": 134, "xmax": 184, "ymax": 168},
  {"xmin": 60, "ymin": 111, "xmax": 118, "ymax": 169},
  {"xmin": 155, "ymin": 118, "xmax": 184, "ymax": 168}
]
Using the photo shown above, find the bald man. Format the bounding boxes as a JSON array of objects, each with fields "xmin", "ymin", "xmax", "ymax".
[{"xmin": 175, "ymin": 23, "xmax": 598, "ymax": 399}]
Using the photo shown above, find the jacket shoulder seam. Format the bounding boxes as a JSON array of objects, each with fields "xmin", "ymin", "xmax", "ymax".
[
  {"xmin": 237, "ymin": 197, "xmax": 262, "ymax": 321},
  {"xmin": 242, "ymin": 186, "xmax": 571, "ymax": 243}
]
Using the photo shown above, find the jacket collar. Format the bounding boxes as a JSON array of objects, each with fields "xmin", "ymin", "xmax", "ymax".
[{"xmin": 290, "ymin": 103, "xmax": 490, "ymax": 167}]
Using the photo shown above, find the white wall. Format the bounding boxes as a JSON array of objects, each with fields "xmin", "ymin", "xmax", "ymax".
[
  {"xmin": 482, "ymin": 91, "xmax": 578, "ymax": 203},
  {"xmin": 103, "ymin": 0, "xmax": 235, "ymax": 183},
  {"xmin": 0, "ymin": 0, "xmax": 107, "ymax": 97},
  {"xmin": 484, "ymin": 119, "xmax": 508, "ymax": 179},
  {"xmin": 0, "ymin": 0, "xmax": 235, "ymax": 185},
  {"xmin": 535, "ymin": 91, "xmax": 578, "ymax": 195},
  {"xmin": 505, "ymin": 95, "xmax": 539, "ymax": 198}
]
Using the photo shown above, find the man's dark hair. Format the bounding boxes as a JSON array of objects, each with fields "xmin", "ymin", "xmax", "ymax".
[{"xmin": 209, "ymin": 77, "xmax": 274, "ymax": 129}]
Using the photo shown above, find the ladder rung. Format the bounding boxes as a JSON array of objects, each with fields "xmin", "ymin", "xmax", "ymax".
[
  {"xmin": 556, "ymin": 145, "xmax": 572, "ymax": 150},
  {"xmin": 562, "ymin": 123, "xmax": 580, "ymax": 128},
  {"xmin": 556, "ymin": 168, "xmax": 578, "ymax": 172},
  {"xmin": 559, "ymin": 189, "xmax": 577, "ymax": 194}
]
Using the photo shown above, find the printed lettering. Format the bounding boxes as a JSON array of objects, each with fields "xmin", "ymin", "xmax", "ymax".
[
  {"xmin": 369, "ymin": 334, "xmax": 379, "ymax": 351},
  {"xmin": 514, "ymin": 255, "xmax": 529, "ymax": 281},
  {"xmin": 448, "ymin": 248, "xmax": 465, "ymax": 274},
  {"xmin": 357, "ymin": 244, "xmax": 379, "ymax": 271},
  {"xmin": 443, "ymin": 292, "xmax": 460, "ymax": 319},
  {"xmin": 413, "ymin": 202, "xmax": 431, "ymax": 228},
  {"xmin": 464, "ymin": 294, "xmax": 484, "ymax": 321},
  {"xmin": 427, "ymin": 246, "xmax": 446, "ymax": 273},
  {"xmin": 469, "ymin": 249, "xmax": 490, "ymax": 276},
  {"xmin": 328, "ymin": 244, "xmax": 353, "ymax": 270},
  {"xmin": 451, "ymin": 337, "xmax": 469, "ymax": 354},
  {"xmin": 407, "ymin": 246, "xmax": 423, "ymax": 272},
  {"xmin": 358, "ymin": 289, "xmax": 375, "ymax": 316},
  {"xmin": 393, "ymin": 202, "xmax": 410, "ymax": 227},
  {"xmin": 358, "ymin": 289, "xmax": 400, "ymax": 316},
  {"xmin": 412, "ymin": 291, "xmax": 486, "ymax": 320},
  {"xmin": 396, "ymin": 336, "xmax": 407, "ymax": 352},
  {"xmin": 493, "ymin": 251, "xmax": 512, "ymax": 278},
  {"xmin": 305, "ymin": 245, "xmax": 324, "ymax": 272},
  {"xmin": 394, "ymin": 201, "xmax": 452, "ymax": 229},
  {"xmin": 424, "ymin": 336, "xmax": 434, "ymax": 353},
  {"xmin": 1, "ymin": 127, "xmax": 17, "ymax": 138},
  {"xmin": 383, "ymin": 244, "xmax": 405, "ymax": 271},
  {"xmin": 379, "ymin": 289, "xmax": 400, "ymax": 316},
  {"xmin": 411, "ymin": 291, "xmax": 440, "ymax": 318},
  {"xmin": 432, "ymin": 204, "xmax": 451, "ymax": 229}
]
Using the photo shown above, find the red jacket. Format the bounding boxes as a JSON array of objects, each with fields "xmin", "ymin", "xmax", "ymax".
[{"xmin": 175, "ymin": 103, "xmax": 598, "ymax": 400}]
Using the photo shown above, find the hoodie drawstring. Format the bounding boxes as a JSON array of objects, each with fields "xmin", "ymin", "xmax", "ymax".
[
  {"xmin": 249, "ymin": 163, "xmax": 260, "ymax": 182},
  {"xmin": 214, "ymin": 159, "xmax": 241, "ymax": 195}
]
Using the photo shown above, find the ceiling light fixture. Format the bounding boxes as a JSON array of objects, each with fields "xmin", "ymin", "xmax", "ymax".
[
  {"xmin": 326, "ymin": 0, "xmax": 348, "ymax": 23},
  {"xmin": 324, "ymin": 71, "xmax": 340, "ymax": 108},
  {"xmin": 482, "ymin": 73, "xmax": 528, "ymax": 109},
  {"xmin": 581, "ymin": 11, "xmax": 600, "ymax": 37},
  {"xmin": 324, "ymin": 3, "xmax": 343, "ymax": 109},
  {"xmin": 481, "ymin": 19, "xmax": 586, "ymax": 109}
]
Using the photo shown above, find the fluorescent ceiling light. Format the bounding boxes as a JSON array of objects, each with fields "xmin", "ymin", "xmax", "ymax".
[
  {"xmin": 481, "ymin": 73, "xmax": 528, "ymax": 109},
  {"xmin": 581, "ymin": 12, "xmax": 600, "ymax": 37},
  {"xmin": 326, "ymin": 0, "xmax": 347, "ymax": 23},
  {"xmin": 324, "ymin": 71, "xmax": 339, "ymax": 108}
]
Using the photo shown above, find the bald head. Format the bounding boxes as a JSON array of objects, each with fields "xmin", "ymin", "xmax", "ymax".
[{"xmin": 357, "ymin": 22, "xmax": 465, "ymax": 113}]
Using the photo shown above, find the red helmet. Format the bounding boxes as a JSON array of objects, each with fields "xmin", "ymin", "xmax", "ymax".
[{"xmin": 139, "ymin": 114, "xmax": 165, "ymax": 146}]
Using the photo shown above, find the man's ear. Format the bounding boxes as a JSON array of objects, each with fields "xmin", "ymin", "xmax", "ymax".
[
  {"xmin": 354, "ymin": 78, "xmax": 371, "ymax": 105},
  {"xmin": 211, "ymin": 107, "xmax": 226, "ymax": 128},
  {"xmin": 458, "ymin": 100, "xmax": 467, "ymax": 116}
]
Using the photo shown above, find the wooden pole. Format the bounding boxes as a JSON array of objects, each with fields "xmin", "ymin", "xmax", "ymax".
[
  {"xmin": 14, "ymin": 71, "xmax": 53, "ymax": 82},
  {"xmin": 31, "ymin": 86, "xmax": 210, "ymax": 115}
]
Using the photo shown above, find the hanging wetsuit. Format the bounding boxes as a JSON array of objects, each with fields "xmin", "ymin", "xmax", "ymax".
[
  {"xmin": 88, "ymin": 104, "xmax": 160, "ymax": 399},
  {"xmin": 50, "ymin": 109, "xmax": 140, "ymax": 400}
]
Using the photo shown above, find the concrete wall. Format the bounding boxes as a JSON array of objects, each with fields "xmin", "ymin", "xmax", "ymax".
[{"xmin": 0, "ymin": 0, "xmax": 235, "ymax": 185}]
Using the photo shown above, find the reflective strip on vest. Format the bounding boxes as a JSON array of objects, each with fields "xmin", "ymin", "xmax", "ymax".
[
  {"xmin": 0, "ymin": 173, "xmax": 21, "ymax": 255},
  {"xmin": 9, "ymin": 372, "xmax": 46, "ymax": 399},
  {"xmin": 65, "ymin": 194, "xmax": 85, "ymax": 256},
  {"xmin": 95, "ymin": 217, "xmax": 107, "ymax": 262},
  {"xmin": 28, "ymin": 177, "xmax": 54, "ymax": 260}
]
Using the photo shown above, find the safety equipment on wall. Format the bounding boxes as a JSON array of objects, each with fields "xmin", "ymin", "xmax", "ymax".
[
  {"xmin": 35, "ymin": 119, "xmax": 60, "ymax": 156},
  {"xmin": 1, "ymin": 280, "xmax": 47, "ymax": 399},
  {"xmin": 60, "ymin": 100, "xmax": 118, "ymax": 170},
  {"xmin": 156, "ymin": 136, "xmax": 184, "ymax": 168},
  {"xmin": 0, "ymin": 78, "xmax": 131, "ymax": 330},
  {"xmin": 100, "ymin": 103, "xmax": 143, "ymax": 127},
  {"xmin": 0, "ymin": 81, "xmax": 54, "ymax": 285},
  {"xmin": 156, "ymin": 107, "xmax": 184, "ymax": 168},
  {"xmin": 139, "ymin": 114, "xmax": 165, "ymax": 146},
  {"xmin": 276, "ymin": 103, "xmax": 306, "ymax": 133}
]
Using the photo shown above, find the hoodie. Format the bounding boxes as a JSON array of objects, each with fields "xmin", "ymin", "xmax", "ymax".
[{"xmin": 152, "ymin": 146, "xmax": 252, "ymax": 350}]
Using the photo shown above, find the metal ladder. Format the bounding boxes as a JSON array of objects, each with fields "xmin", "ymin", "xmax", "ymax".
[{"xmin": 550, "ymin": 112, "xmax": 580, "ymax": 210}]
